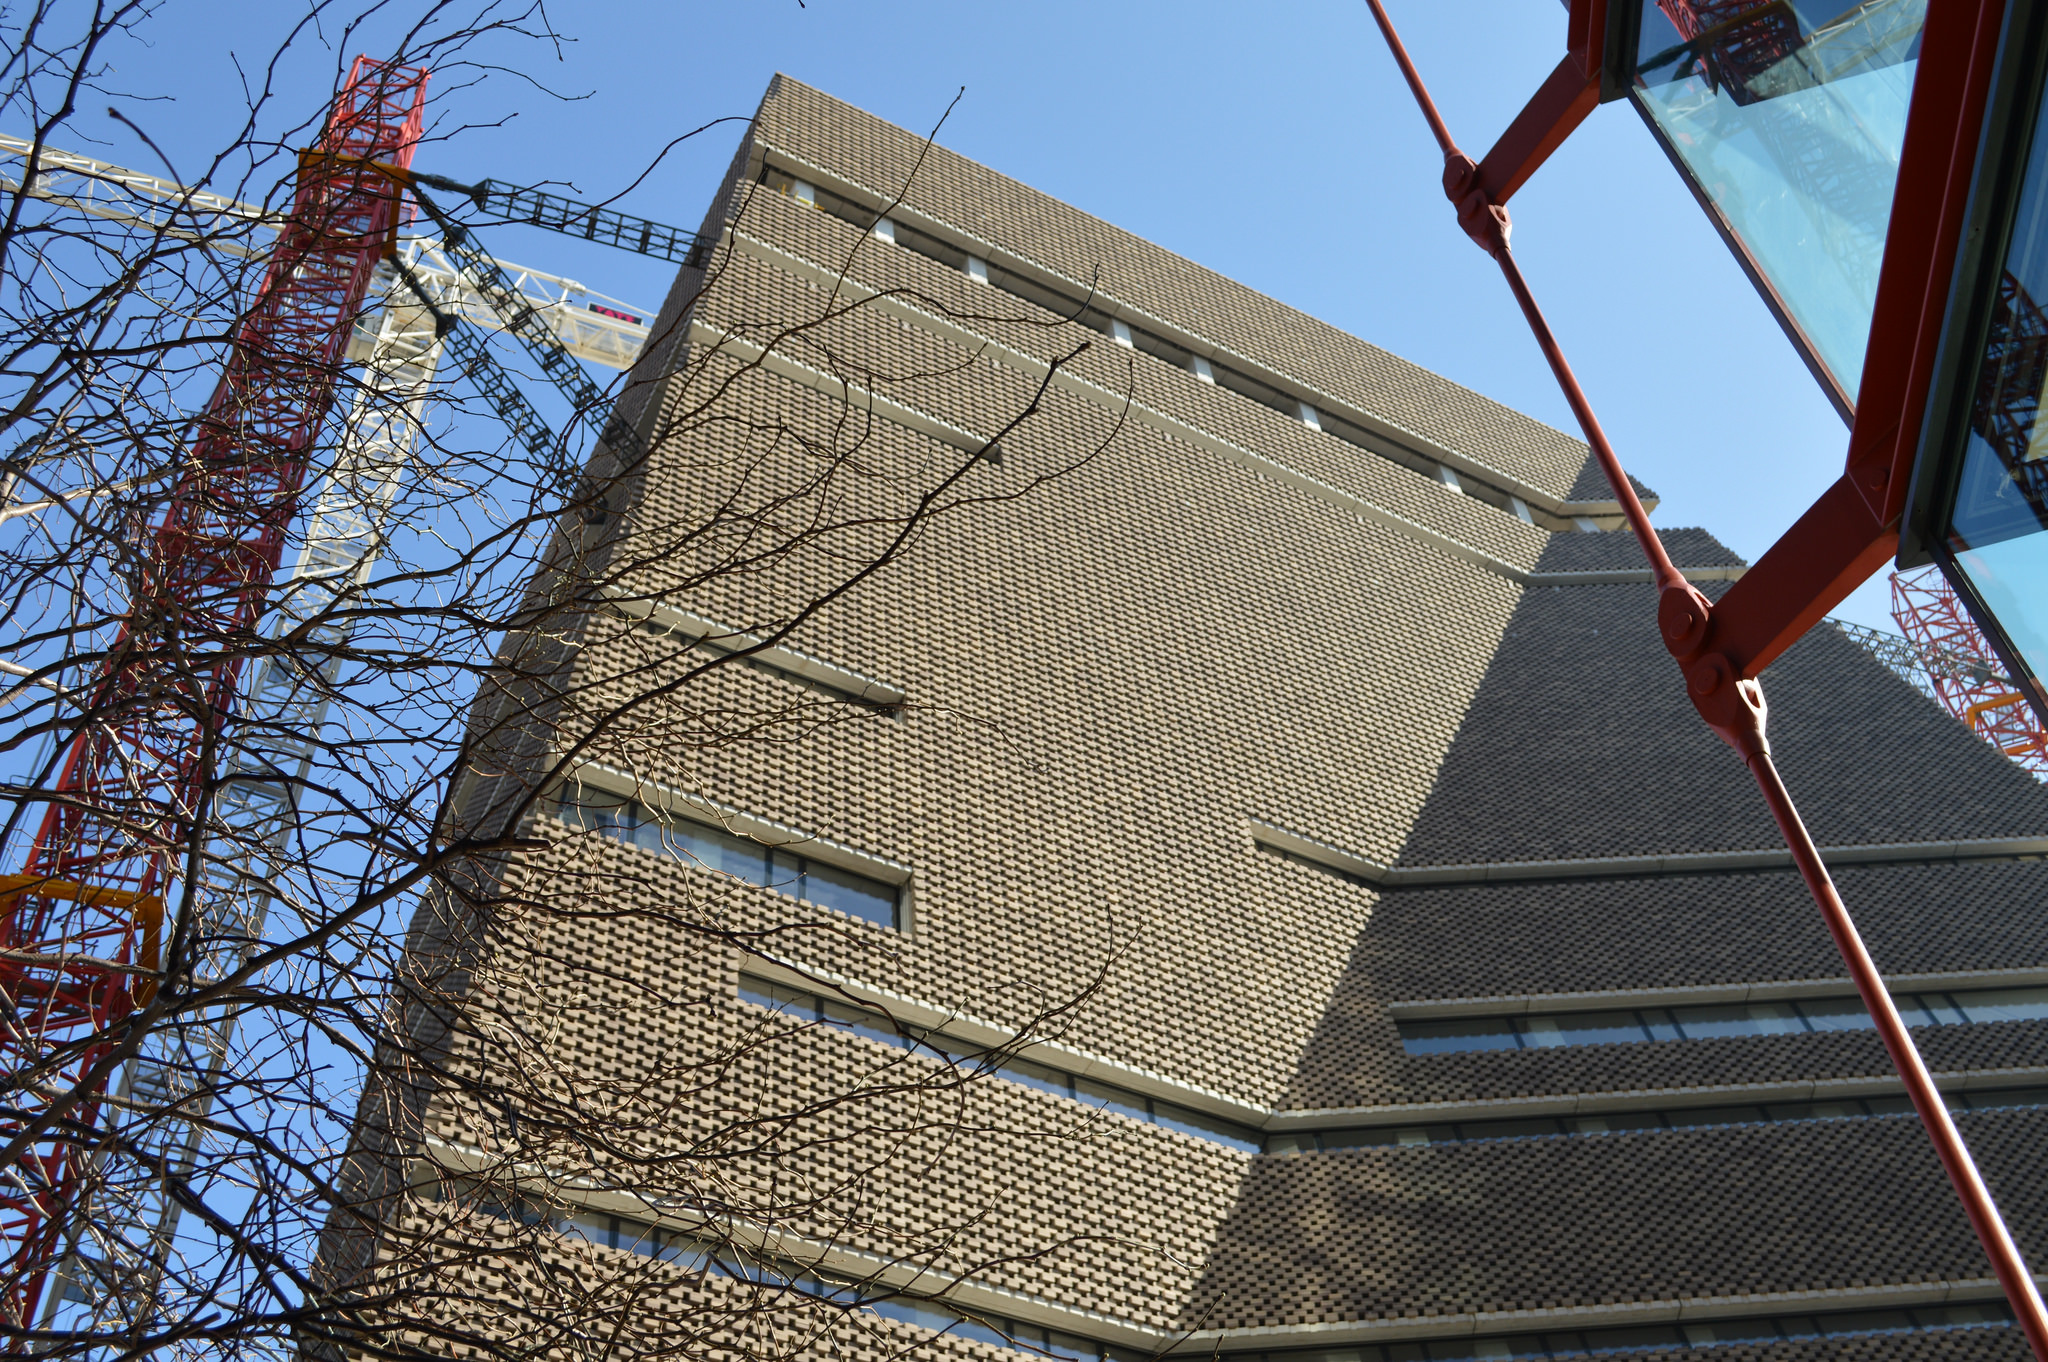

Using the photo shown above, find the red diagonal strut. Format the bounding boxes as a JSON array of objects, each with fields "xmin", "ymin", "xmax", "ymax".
[{"xmin": 1359, "ymin": 4, "xmax": 2048, "ymax": 1357}]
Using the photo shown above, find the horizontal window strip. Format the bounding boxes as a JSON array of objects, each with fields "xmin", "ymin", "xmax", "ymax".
[
  {"xmin": 557, "ymin": 790, "xmax": 900, "ymax": 928},
  {"xmin": 737, "ymin": 977, "xmax": 1260, "ymax": 1153},
  {"xmin": 753, "ymin": 166, "xmax": 1575, "ymax": 533},
  {"xmin": 1399, "ymin": 988, "xmax": 2048, "ymax": 1055},
  {"xmin": 551, "ymin": 1204, "xmax": 1155, "ymax": 1362},
  {"xmin": 1227, "ymin": 1302, "xmax": 2014, "ymax": 1362},
  {"xmin": 1268, "ymin": 1085, "xmax": 2048, "ymax": 1153},
  {"xmin": 462, "ymin": 1179, "xmax": 2015, "ymax": 1361}
]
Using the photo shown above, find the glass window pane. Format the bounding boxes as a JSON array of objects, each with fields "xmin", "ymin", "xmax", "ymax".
[
  {"xmin": 1796, "ymin": 995, "xmax": 1874, "ymax": 1031},
  {"xmin": 1073, "ymin": 1076, "xmax": 1149, "ymax": 1123},
  {"xmin": 557, "ymin": 787, "xmax": 628, "ymax": 831},
  {"xmin": 1632, "ymin": 0, "xmax": 1927, "ymax": 398},
  {"xmin": 1944, "ymin": 75, "xmax": 2048, "ymax": 684},
  {"xmin": 1952, "ymin": 986, "xmax": 2048, "ymax": 1024},
  {"xmin": 717, "ymin": 829, "xmax": 769, "ymax": 885},
  {"xmin": 1580, "ymin": 1324, "xmax": 1683, "ymax": 1354},
  {"xmin": 1399, "ymin": 1018, "xmax": 1520, "ymax": 1054},
  {"xmin": 1819, "ymin": 1310, "xmax": 1914, "ymax": 1337},
  {"xmin": 1001, "ymin": 1058, "xmax": 1075, "ymax": 1100},
  {"xmin": 737, "ymin": 980, "xmax": 814, "ymax": 1016},
  {"xmin": 800, "ymin": 857, "xmax": 898, "ymax": 926},
  {"xmin": 822, "ymin": 999, "xmax": 906, "ymax": 1048},
  {"xmin": 1894, "ymin": 995, "xmax": 1939, "ymax": 1028},
  {"xmin": 1151, "ymin": 1101, "xmax": 1260, "ymax": 1152},
  {"xmin": 951, "ymin": 1318, "xmax": 1011, "ymax": 1349},
  {"xmin": 652, "ymin": 817, "xmax": 725, "ymax": 870},
  {"xmin": 1665, "ymin": 1105, "xmax": 1767, "ymax": 1129},
  {"xmin": 1044, "ymin": 1329, "xmax": 1102, "ymax": 1361},
  {"xmin": 1319, "ymin": 1128, "xmax": 1404, "ymax": 1149},
  {"xmin": 1456, "ymin": 1117, "xmax": 1566, "ymax": 1141},
  {"xmin": 1541, "ymin": 1011, "xmax": 1654, "ymax": 1047},
  {"xmin": 868, "ymin": 1295, "xmax": 957, "ymax": 1332},
  {"xmin": 1670, "ymin": 1001, "xmax": 1803, "ymax": 1038}
]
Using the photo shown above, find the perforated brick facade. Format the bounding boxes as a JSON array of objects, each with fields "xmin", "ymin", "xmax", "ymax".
[{"xmin": 346, "ymin": 76, "xmax": 2048, "ymax": 1362}]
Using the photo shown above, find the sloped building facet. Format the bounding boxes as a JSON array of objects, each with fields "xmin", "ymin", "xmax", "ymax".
[{"xmin": 347, "ymin": 75, "xmax": 2048, "ymax": 1362}]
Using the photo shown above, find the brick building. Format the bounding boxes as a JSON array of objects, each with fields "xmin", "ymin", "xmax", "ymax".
[{"xmin": 351, "ymin": 76, "xmax": 2048, "ymax": 1362}]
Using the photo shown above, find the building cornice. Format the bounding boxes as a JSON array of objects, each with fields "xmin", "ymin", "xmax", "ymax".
[
  {"xmin": 749, "ymin": 141, "xmax": 1630, "ymax": 521},
  {"xmin": 691, "ymin": 240, "xmax": 1742, "ymax": 591}
]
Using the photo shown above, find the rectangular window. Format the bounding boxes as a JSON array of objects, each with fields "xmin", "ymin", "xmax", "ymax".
[
  {"xmin": 966, "ymin": 255, "xmax": 989, "ymax": 284},
  {"xmin": 1953, "ymin": 986, "xmax": 2048, "ymax": 1024},
  {"xmin": 1436, "ymin": 464, "xmax": 1464, "ymax": 493},
  {"xmin": 1191, "ymin": 355, "xmax": 1215, "ymax": 383},
  {"xmin": 1400, "ymin": 1017, "xmax": 1523, "ymax": 1055},
  {"xmin": 734, "ymin": 976, "xmax": 1259, "ymax": 1150},
  {"xmin": 557, "ymin": 788, "xmax": 900, "ymax": 927},
  {"xmin": 872, "ymin": 216, "xmax": 895, "ymax": 243},
  {"xmin": 1110, "ymin": 319, "xmax": 1134, "ymax": 347},
  {"xmin": 1297, "ymin": 401, "xmax": 1321, "ymax": 430}
]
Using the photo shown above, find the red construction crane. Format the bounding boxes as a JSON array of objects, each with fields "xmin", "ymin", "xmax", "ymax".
[
  {"xmin": 0, "ymin": 57, "xmax": 428, "ymax": 1328},
  {"xmin": 1892, "ymin": 567, "xmax": 2048, "ymax": 774},
  {"xmin": 1656, "ymin": 0, "xmax": 1806, "ymax": 105},
  {"xmin": 1881, "ymin": 266, "xmax": 2048, "ymax": 776}
]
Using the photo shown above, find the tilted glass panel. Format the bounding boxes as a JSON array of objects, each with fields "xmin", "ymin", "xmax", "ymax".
[
  {"xmin": 1945, "ymin": 69, "xmax": 2048, "ymax": 683},
  {"xmin": 1633, "ymin": 0, "xmax": 1928, "ymax": 399}
]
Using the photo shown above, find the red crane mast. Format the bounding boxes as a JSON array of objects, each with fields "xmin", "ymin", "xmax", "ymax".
[{"xmin": 0, "ymin": 57, "xmax": 427, "ymax": 1328}]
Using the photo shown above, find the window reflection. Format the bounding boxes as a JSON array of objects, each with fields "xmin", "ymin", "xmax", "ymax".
[
  {"xmin": 1946, "ymin": 65, "xmax": 2048, "ymax": 686},
  {"xmin": 1632, "ymin": 0, "xmax": 1927, "ymax": 401}
]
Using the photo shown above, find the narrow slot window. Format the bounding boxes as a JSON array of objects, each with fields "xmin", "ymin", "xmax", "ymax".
[
  {"xmin": 1297, "ymin": 401, "xmax": 1322, "ymax": 430},
  {"xmin": 559, "ymin": 790, "xmax": 900, "ymax": 927},
  {"xmin": 965, "ymin": 255, "xmax": 990, "ymax": 284},
  {"xmin": 1110, "ymin": 319, "xmax": 1134, "ymax": 347},
  {"xmin": 1509, "ymin": 495, "xmax": 1534, "ymax": 525},
  {"xmin": 1573, "ymin": 515, "xmax": 1602, "ymax": 533},
  {"xmin": 1191, "ymin": 355, "xmax": 1215, "ymax": 383},
  {"xmin": 1953, "ymin": 986, "xmax": 2048, "ymax": 1024},
  {"xmin": 872, "ymin": 216, "xmax": 895, "ymax": 243},
  {"xmin": 1436, "ymin": 464, "xmax": 1464, "ymax": 493}
]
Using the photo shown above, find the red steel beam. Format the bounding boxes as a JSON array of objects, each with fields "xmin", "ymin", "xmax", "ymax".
[
  {"xmin": 1474, "ymin": 53, "xmax": 1601, "ymax": 207},
  {"xmin": 1360, "ymin": 3, "xmax": 2048, "ymax": 1356}
]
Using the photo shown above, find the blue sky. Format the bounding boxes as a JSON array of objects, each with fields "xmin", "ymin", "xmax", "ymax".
[{"xmin": 95, "ymin": 0, "xmax": 1879, "ymax": 628}]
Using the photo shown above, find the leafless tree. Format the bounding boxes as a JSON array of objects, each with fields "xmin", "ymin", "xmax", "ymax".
[{"xmin": 0, "ymin": 3, "xmax": 1138, "ymax": 1357}]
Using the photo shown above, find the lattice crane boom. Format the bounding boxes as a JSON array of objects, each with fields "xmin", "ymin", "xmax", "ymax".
[
  {"xmin": 0, "ymin": 57, "xmax": 430, "ymax": 1329},
  {"xmin": 1891, "ymin": 567, "xmax": 2048, "ymax": 775},
  {"xmin": 1, "ymin": 93, "xmax": 687, "ymax": 1332}
]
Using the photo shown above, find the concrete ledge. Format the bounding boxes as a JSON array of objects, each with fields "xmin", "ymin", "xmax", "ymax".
[
  {"xmin": 1269, "ymin": 1067, "xmax": 2048, "ymax": 1130},
  {"xmin": 600, "ymin": 583, "xmax": 906, "ymax": 705},
  {"xmin": 741, "ymin": 952, "xmax": 1270, "ymax": 1131},
  {"xmin": 1390, "ymin": 968, "xmax": 2048, "ymax": 1019},
  {"xmin": 1172, "ymin": 1281, "xmax": 2024, "ymax": 1352},
  {"xmin": 1252, "ymin": 819, "xmax": 2048, "ymax": 888},
  {"xmin": 561, "ymin": 760, "xmax": 914, "ymax": 891}
]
